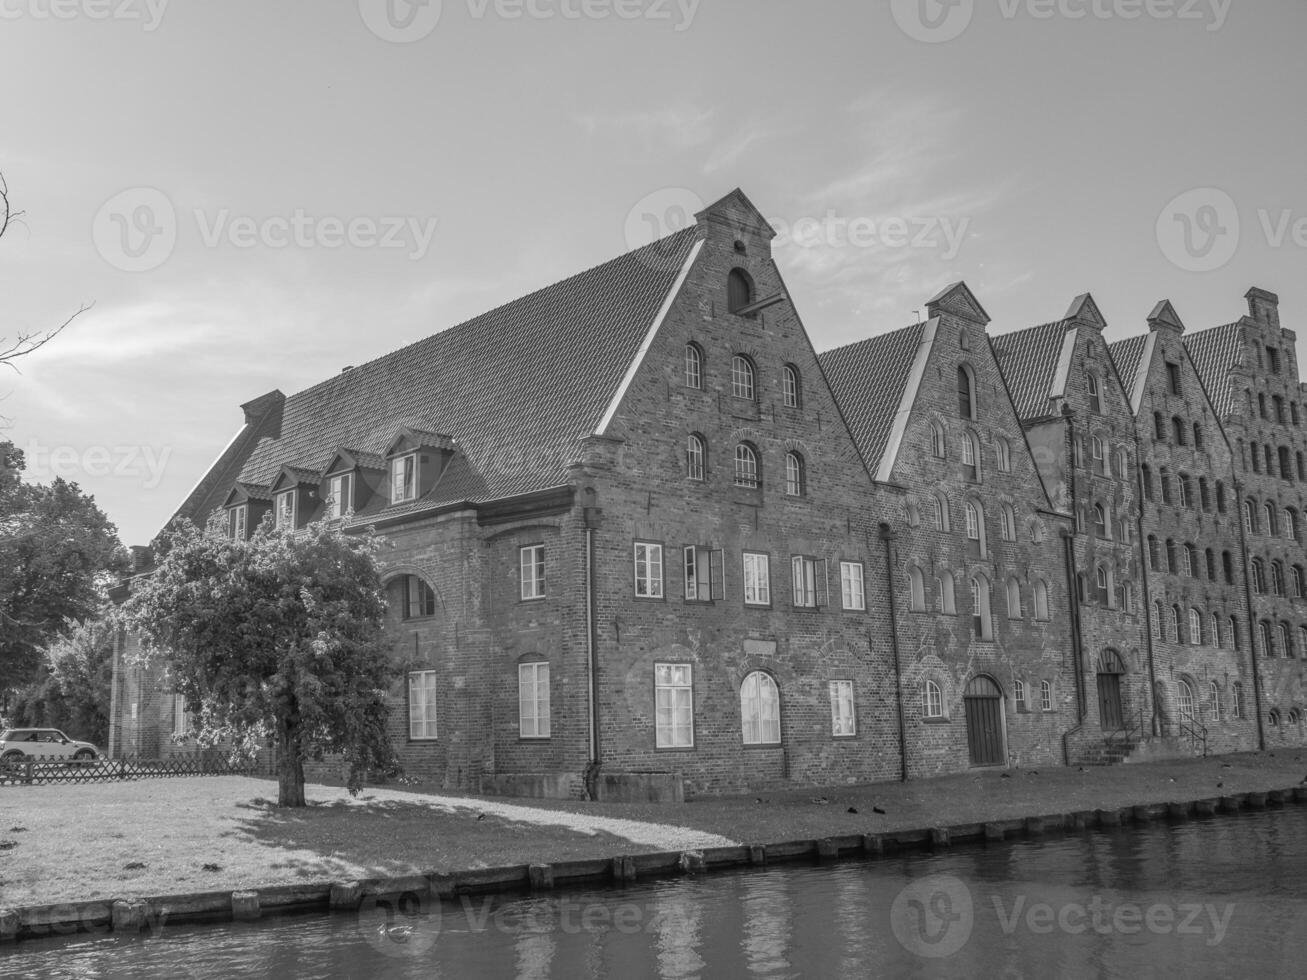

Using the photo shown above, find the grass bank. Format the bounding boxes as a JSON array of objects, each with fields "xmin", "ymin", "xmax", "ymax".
[{"xmin": 1, "ymin": 750, "xmax": 1303, "ymax": 909}]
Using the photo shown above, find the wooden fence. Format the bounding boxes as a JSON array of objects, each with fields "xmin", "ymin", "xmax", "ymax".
[{"xmin": 0, "ymin": 753, "xmax": 261, "ymax": 786}]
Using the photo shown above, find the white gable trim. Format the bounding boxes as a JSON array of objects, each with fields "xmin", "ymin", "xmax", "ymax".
[
  {"xmin": 168, "ymin": 425, "xmax": 245, "ymax": 525},
  {"xmin": 877, "ymin": 317, "xmax": 940, "ymax": 483},
  {"xmin": 1049, "ymin": 328, "xmax": 1077, "ymax": 404},
  {"xmin": 1129, "ymin": 333, "xmax": 1157, "ymax": 415},
  {"xmin": 594, "ymin": 238, "xmax": 704, "ymax": 437}
]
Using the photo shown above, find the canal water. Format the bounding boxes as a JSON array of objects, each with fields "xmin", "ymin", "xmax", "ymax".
[{"xmin": 5, "ymin": 806, "xmax": 1307, "ymax": 978}]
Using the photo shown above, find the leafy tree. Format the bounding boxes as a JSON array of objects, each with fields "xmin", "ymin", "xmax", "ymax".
[
  {"xmin": 9, "ymin": 618, "xmax": 114, "ymax": 746},
  {"xmin": 0, "ymin": 442, "xmax": 126, "ymax": 693},
  {"xmin": 122, "ymin": 518, "xmax": 398, "ymax": 807}
]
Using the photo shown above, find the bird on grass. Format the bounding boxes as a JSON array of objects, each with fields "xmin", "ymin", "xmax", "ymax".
[{"xmin": 872, "ymin": 806, "xmax": 886, "ymax": 815}]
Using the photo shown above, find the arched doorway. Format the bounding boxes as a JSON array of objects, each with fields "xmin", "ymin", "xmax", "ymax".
[
  {"xmin": 964, "ymin": 675, "xmax": 1005, "ymax": 766},
  {"xmin": 1096, "ymin": 649, "xmax": 1126, "ymax": 730}
]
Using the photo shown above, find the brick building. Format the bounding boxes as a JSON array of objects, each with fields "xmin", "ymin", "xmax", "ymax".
[{"xmin": 109, "ymin": 190, "xmax": 1302, "ymax": 798}]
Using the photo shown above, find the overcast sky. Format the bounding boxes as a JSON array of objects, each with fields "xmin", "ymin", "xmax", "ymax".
[{"xmin": 2, "ymin": 0, "xmax": 1303, "ymax": 546}]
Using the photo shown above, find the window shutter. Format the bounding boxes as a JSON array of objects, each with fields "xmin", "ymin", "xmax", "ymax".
[
  {"xmin": 710, "ymin": 549, "xmax": 725, "ymax": 602},
  {"xmin": 816, "ymin": 559, "xmax": 829, "ymax": 608}
]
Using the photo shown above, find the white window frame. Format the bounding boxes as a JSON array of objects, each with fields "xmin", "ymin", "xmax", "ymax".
[
  {"xmin": 684, "ymin": 344, "xmax": 702, "ymax": 389},
  {"xmin": 229, "ymin": 504, "xmax": 248, "ymax": 540},
  {"xmin": 520, "ymin": 544, "xmax": 546, "ymax": 600},
  {"xmin": 634, "ymin": 542, "xmax": 665, "ymax": 599},
  {"xmin": 741, "ymin": 671, "xmax": 781, "ymax": 745},
  {"xmin": 1040, "ymin": 679, "xmax": 1053, "ymax": 712},
  {"xmin": 686, "ymin": 434, "xmax": 706, "ymax": 481},
  {"xmin": 784, "ymin": 452, "xmax": 805, "ymax": 496},
  {"xmin": 743, "ymin": 552, "xmax": 771, "ymax": 607},
  {"xmin": 791, "ymin": 555, "xmax": 828, "ymax": 609},
  {"xmin": 408, "ymin": 670, "xmax": 438, "ymax": 741},
  {"xmin": 830, "ymin": 680, "xmax": 855, "ymax": 737},
  {"xmin": 731, "ymin": 355, "xmax": 755, "ymax": 401},
  {"xmin": 1014, "ymin": 679, "xmax": 1027, "ymax": 711},
  {"xmin": 327, "ymin": 472, "xmax": 353, "ymax": 521},
  {"xmin": 840, "ymin": 561, "xmax": 866, "ymax": 611},
  {"xmin": 783, "ymin": 365, "xmax": 800, "ymax": 409},
  {"xmin": 274, "ymin": 490, "xmax": 297, "ymax": 531},
  {"xmin": 172, "ymin": 693, "xmax": 190, "ymax": 737},
  {"xmin": 390, "ymin": 453, "xmax": 418, "ymax": 504},
  {"xmin": 734, "ymin": 444, "xmax": 759, "ymax": 488},
  {"xmin": 518, "ymin": 662, "xmax": 551, "ymax": 739},
  {"xmin": 654, "ymin": 663, "xmax": 693, "ymax": 748},
  {"xmin": 922, "ymin": 680, "xmax": 944, "ymax": 719}
]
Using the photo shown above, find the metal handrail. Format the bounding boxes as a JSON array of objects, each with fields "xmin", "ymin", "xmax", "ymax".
[
  {"xmin": 1104, "ymin": 703, "xmax": 1146, "ymax": 753},
  {"xmin": 1176, "ymin": 713, "xmax": 1209, "ymax": 757}
]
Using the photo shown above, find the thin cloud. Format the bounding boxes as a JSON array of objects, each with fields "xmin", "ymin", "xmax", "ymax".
[{"xmin": 573, "ymin": 106, "xmax": 715, "ymax": 148}]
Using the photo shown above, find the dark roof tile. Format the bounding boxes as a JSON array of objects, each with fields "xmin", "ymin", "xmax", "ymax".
[
  {"xmin": 991, "ymin": 320, "xmax": 1071, "ymax": 421},
  {"xmin": 1185, "ymin": 322, "xmax": 1243, "ymax": 418}
]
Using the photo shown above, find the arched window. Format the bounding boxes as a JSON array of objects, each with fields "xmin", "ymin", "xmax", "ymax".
[
  {"xmin": 1006, "ymin": 577, "xmax": 1022, "ymax": 618},
  {"xmin": 1216, "ymin": 481, "xmax": 1226, "ymax": 513},
  {"xmin": 1193, "ymin": 423, "xmax": 1203, "ymax": 450},
  {"xmin": 922, "ymin": 680, "xmax": 944, "ymax": 719},
  {"xmin": 1177, "ymin": 473, "xmax": 1191, "ymax": 508},
  {"xmin": 1269, "ymin": 709, "xmax": 1282, "ymax": 728},
  {"xmin": 906, "ymin": 501, "xmax": 921, "ymax": 527},
  {"xmin": 733, "ymin": 443, "xmax": 759, "ymax": 488},
  {"xmin": 1223, "ymin": 551, "xmax": 1235, "ymax": 584},
  {"xmin": 1207, "ymin": 681, "xmax": 1220, "ymax": 721},
  {"xmin": 1258, "ymin": 393, "xmax": 1267, "ymax": 419},
  {"xmin": 1115, "ymin": 447, "xmax": 1129, "ymax": 479},
  {"xmin": 784, "ymin": 452, "xmax": 805, "ymax": 496},
  {"xmin": 782, "ymin": 364, "xmax": 802, "ymax": 409},
  {"xmin": 740, "ymin": 671, "xmax": 780, "ymax": 744},
  {"xmin": 1168, "ymin": 605, "xmax": 1180, "ymax": 643},
  {"xmin": 936, "ymin": 571, "xmax": 957, "ymax": 614},
  {"xmin": 1166, "ymin": 538, "xmax": 1177, "ymax": 572},
  {"xmin": 1014, "ymin": 679, "xmax": 1027, "ymax": 710},
  {"xmin": 1212, "ymin": 613, "xmax": 1222, "ymax": 647},
  {"xmin": 931, "ymin": 421, "xmax": 946, "ymax": 459},
  {"xmin": 1093, "ymin": 503, "xmax": 1108, "ymax": 539},
  {"xmin": 684, "ymin": 343, "xmax": 703, "ymax": 389},
  {"xmin": 1160, "ymin": 468, "xmax": 1172, "ymax": 504},
  {"xmin": 1244, "ymin": 500, "xmax": 1257, "ymax": 535},
  {"xmin": 1095, "ymin": 564, "xmax": 1112, "ymax": 606},
  {"xmin": 1261, "ymin": 620, "xmax": 1275, "ymax": 657},
  {"xmin": 1265, "ymin": 502, "xmax": 1277, "ymax": 536},
  {"xmin": 1154, "ymin": 412, "xmax": 1166, "ymax": 440},
  {"xmin": 1299, "ymin": 625, "xmax": 1307, "ymax": 659},
  {"xmin": 731, "ymin": 355, "xmax": 756, "ymax": 401},
  {"xmin": 1189, "ymin": 608, "xmax": 1203, "ymax": 646},
  {"xmin": 962, "ymin": 432, "xmax": 980, "ymax": 481},
  {"xmin": 1177, "ymin": 680, "xmax": 1195, "ymax": 721},
  {"xmin": 1280, "ymin": 446, "xmax": 1293, "ymax": 480},
  {"xmin": 1087, "ymin": 374, "xmax": 1101, "ymax": 414},
  {"xmin": 1286, "ymin": 508, "xmax": 1299, "ymax": 542},
  {"xmin": 965, "ymin": 501, "xmax": 985, "ymax": 557},
  {"xmin": 932, "ymin": 493, "xmax": 951, "ymax": 532},
  {"xmin": 1199, "ymin": 477, "xmax": 1211, "ymax": 511},
  {"xmin": 1183, "ymin": 544, "xmax": 1196, "ymax": 578},
  {"xmin": 1278, "ymin": 622, "xmax": 1291, "ymax": 659},
  {"xmin": 1272, "ymin": 560, "xmax": 1286, "ymax": 597},
  {"xmin": 1151, "ymin": 600, "xmax": 1164, "ymax": 640},
  {"xmin": 908, "ymin": 567, "xmax": 926, "ymax": 612},
  {"xmin": 1034, "ymin": 579, "xmax": 1050, "ymax": 621},
  {"xmin": 996, "ymin": 437, "xmax": 1012, "ymax": 473},
  {"xmin": 727, "ymin": 268, "xmax": 754, "ymax": 313},
  {"xmin": 1119, "ymin": 581, "xmax": 1133, "ymax": 613},
  {"xmin": 1252, "ymin": 558, "xmax": 1266, "ymax": 594},
  {"xmin": 1000, "ymin": 504, "xmax": 1017, "ymax": 541},
  {"xmin": 971, "ymin": 575, "xmax": 993, "ymax": 640},
  {"xmin": 1147, "ymin": 535, "xmax": 1160, "ymax": 571},
  {"xmin": 1141, "ymin": 464, "xmax": 1154, "ymax": 500},
  {"xmin": 686, "ymin": 434, "xmax": 706, "ymax": 481},
  {"xmin": 1294, "ymin": 566, "xmax": 1305, "ymax": 598},
  {"xmin": 957, "ymin": 365, "xmax": 976, "ymax": 420},
  {"xmin": 1232, "ymin": 682, "xmax": 1244, "ymax": 720},
  {"xmin": 1091, "ymin": 435, "xmax": 1106, "ymax": 475},
  {"xmin": 1231, "ymin": 615, "xmax": 1241, "ymax": 650},
  {"xmin": 1172, "ymin": 417, "xmax": 1186, "ymax": 445},
  {"xmin": 1040, "ymin": 680, "xmax": 1053, "ymax": 712},
  {"xmin": 1299, "ymin": 452, "xmax": 1306, "ymax": 481}
]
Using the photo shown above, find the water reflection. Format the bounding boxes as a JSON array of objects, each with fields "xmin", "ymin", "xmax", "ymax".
[{"xmin": 5, "ymin": 807, "xmax": 1307, "ymax": 979}]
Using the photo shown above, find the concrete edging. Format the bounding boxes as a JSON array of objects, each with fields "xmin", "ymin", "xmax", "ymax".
[{"xmin": 3, "ymin": 783, "xmax": 1305, "ymax": 944}]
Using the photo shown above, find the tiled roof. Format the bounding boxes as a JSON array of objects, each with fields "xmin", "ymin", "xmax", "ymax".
[
  {"xmin": 819, "ymin": 322, "xmax": 925, "ymax": 476},
  {"xmin": 236, "ymin": 227, "xmax": 700, "ymax": 510},
  {"xmin": 1108, "ymin": 335, "xmax": 1148, "ymax": 403},
  {"xmin": 1185, "ymin": 322, "xmax": 1243, "ymax": 419},
  {"xmin": 991, "ymin": 319, "xmax": 1071, "ymax": 421}
]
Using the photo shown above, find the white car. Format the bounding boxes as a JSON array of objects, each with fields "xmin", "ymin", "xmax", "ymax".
[{"xmin": 0, "ymin": 728, "xmax": 99, "ymax": 766}]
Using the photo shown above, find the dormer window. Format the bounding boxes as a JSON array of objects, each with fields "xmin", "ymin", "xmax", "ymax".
[
  {"xmin": 327, "ymin": 473, "xmax": 353, "ymax": 520},
  {"xmin": 391, "ymin": 453, "xmax": 417, "ymax": 504},
  {"xmin": 274, "ymin": 490, "xmax": 297, "ymax": 531},
  {"xmin": 228, "ymin": 505, "xmax": 248, "ymax": 541}
]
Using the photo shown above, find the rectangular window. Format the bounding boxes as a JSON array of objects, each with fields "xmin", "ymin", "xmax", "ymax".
[
  {"xmin": 520, "ymin": 545, "xmax": 545, "ymax": 600},
  {"xmin": 743, "ymin": 552, "xmax": 771, "ymax": 606},
  {"xmin": 840, "ymin": 561, "xmax": 866, "ymax": 611},
  {"xmin": 404, "ymin": 575, "xmax": 435, "ymax": 619},
  {"xmin": 229, "ymin": 505, "xmax": 247, "ymax": 541},
  {"xmin": 327, "ymin": 473, "xmax": 353, "ymax": 520},
  {"xmin": 518, "ymin": 662, "xmax": 550, "ymax": 739},
  {"xmin": 654, "ymin": 663, "xmax": 693, "ymax": 748},
  {"xmin": 634, "ymin": 542, "xmax": 665, "ymax": 599},
  {"xmin": 1166, "ymin": 362, "xmax": 1182, "ymax": 395},
  {"xmin": 274, "ymin": 490, "xmax": 296, "ymax": 531},
  {"xmin": 390, "ymin": 453, "xmax": 417, "ymax": 504},
  {"xmin": 172, "ymin": 693, "xmax": 190, "ymax": 737},
  {"xmin": 791, "ymin": 556, "xmax": 829, "ymax": 608},
  {"xmin": 830, "ymin": 680, "xmax": 855, "ymax": 737},
  {"xmin": 684, "ymin": 546, "xmax": 724, "ymax": 602},
  {"xmin": 408, "ymin": 670, "xmax": 437, "ymax": 740}
]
